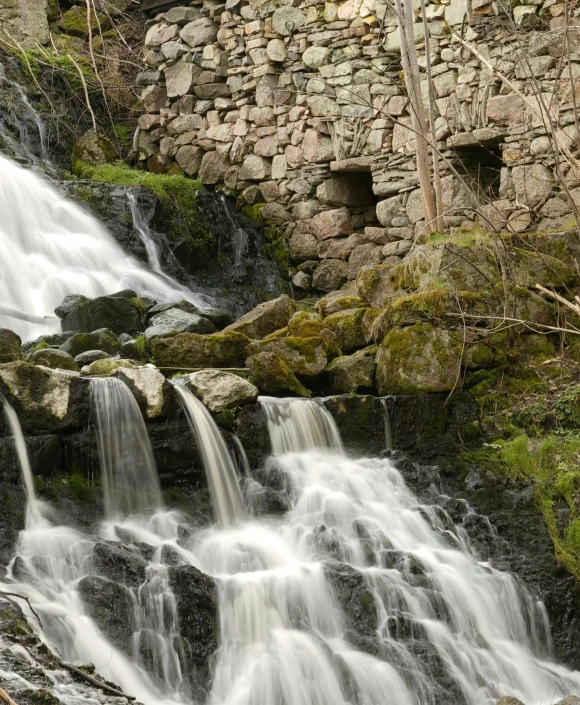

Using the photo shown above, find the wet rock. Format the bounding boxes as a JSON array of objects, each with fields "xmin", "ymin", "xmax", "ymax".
[
  {"xmin": 0, "ymin": 362, "xmax": 88, "ymax": 432},
  {"xmin": 325, "ymin": 562, "xmax": 378, "ymax": 644},
  {"xmin": 113, "ymin": 366, "xmax": 175, "ymax": 418},
  {"xmin": 376, "ymin": 324, "xmax": 462, "ymax": 395},
  {"xmin": 61, "ymin": 330, "xmax": 120, "ymax": 358},
  {"xmin": 150, "ymin": 331, "xmax": 250, "ymax": 369},
  {"xmin": 58, "ymin": 293, "xmax": 145, "ymax": 335},
  {"xmin": 21, "ymin": 333, "xmax": 73, "ymax": 357},
  {"xmin": 29, "ymin": 348, "xmax": 79, "ymax": 372},
  {"xmin": 183, "ymin": 370, "xmax": 258, "ymax": 413},
  {"xmin": 224, "ymin": 295, "xmax": 296, "ymax": 340},
  {"xmin": 145, "ymin": 308, "xmax": 216, "ymax": 340},
  {"xmin": 496, "ymin": 698, "xmax": 525, "ymax": 705},
  {"xmin": 90, "ymin": 541, "xmax": 148, "ymax": 587},
  {"xmin": 323, "ymin": 346, "xmax": 376, "ymax": 394},
  {"xmin": 246, "ymin": 351, "xmax": 310, "ymax": 397},
  {"xmin": 0, "ymin": 329, "xmax": 21, "ymax": 363},
  {"xmin": 168, "ymin": 565, "xmax": 218, "ymax": 686},
  {"xmin": 77, "ymin": 576, "xmax": 134, "ymax": 654}
]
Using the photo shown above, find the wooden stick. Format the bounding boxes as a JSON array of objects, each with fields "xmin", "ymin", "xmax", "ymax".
[
  {"xmin": 67, "ymin": 53, "xmax": 97, "ymax": 131},
  {"xmin": 0, "ymin": 686, "xmax": 18, "ymax": 705},
  {"xmin": 0, "ymin": 592, "xmax": 42, "ymax": 625},
  {"xmin": 535, "ymin": 283, "xmax": 580, "ymax": 315},
  {"xmin": 59, "ymin": 661, "xmax": 135, "ymax": 700}
]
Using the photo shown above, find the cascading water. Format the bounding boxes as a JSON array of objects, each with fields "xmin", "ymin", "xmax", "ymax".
[
  {"xmin": 173, "ymin": 383, "xmax": 244, "ymax": 526},
  {"xmin": 381, "ymin": 396, "xmax": 393, "ymax": 451},
  {"xmin": 0, "ymin": 154, "xmax": 212, "ymax": 341},
  {"xmin": 128, "ymin": 193, "xmax": 163, "ymax": 273},
  {"xmin": 219, "ymin": 195, "xmax": 249, "ymax": 266},
  {"xmin": 90, "ymin": 376, "xmax": 162, "ymax": 519},
  {"xmin": 260, "ymin": 395, "xmax": 343, "ymax": 454},
  {"xmin": 4, "ymin": 384, "xmax": 580, "ymax": 705}
]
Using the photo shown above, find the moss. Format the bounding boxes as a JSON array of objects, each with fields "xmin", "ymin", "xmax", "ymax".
[
  {"xmin": 241, "ymin": 203, "xmax": 265, "ymax": 224},
  {"xmin": 246, "ymin": 351, "xmax": 310, "ymax": 397},
  {"xmin": 51, "ymin": 473, "xmax": 96, "ymax": 503},
  {"xmin": 324, "ymin": 308, "xmax": 366, "ymax": 353},
  {"xmin": 134, "ymin": 335, "xmax": 149, "ymax": 358},
  {"xmin": 81, "ymin": 358, "xmax": 139, "ymax": 376},
  {"xmin": 151, "ymin": 331, "xmax": 250, "ymax": 369},
  {"xmin": 29, "ymin": 341, "xmax": 50, "ymax": 356},
  {"xmin": 261, "ymin": 225, "xmax": 289, "ymax": 272},
  {"xmin": 29, "ymin": 690, "xmax": 61, "ymax": 705}
]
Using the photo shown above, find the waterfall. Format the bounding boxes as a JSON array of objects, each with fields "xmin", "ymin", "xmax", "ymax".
[
  {"xmin": 381, "ymin": 397, "xmax": 393, "ymax": 451},
  {"xmin": 0, "ymin": 393, "xmax": 48, "ymax": 529},
  {"xmin": 0, "ymin": 155, "xmax": 209, "ymax": 341},
  {"xmin": 194, "ymin": 397, "xmax": 580, "ymax": 705},
  {"xmin": 173, "ymin": 384, "xmax": 244, "ymax": 526},
  {"xmin": 260, "ymin": 396, "xmax": 343, "ymax": 454},
  {"xmin": 128, "ymin": 193, "xmax": 163, "ymax": 273},
  {"xmin": 220, "ymin": 195, "xmax": 249, "ymax": 266},
  {"xmin": 90, "ymin": 377, "xmax": 162, "ymax": 519}
]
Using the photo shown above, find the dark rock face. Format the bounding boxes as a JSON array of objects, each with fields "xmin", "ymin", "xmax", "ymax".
[
  {"xmin": 78, "ymin": 576, "xmax": 135, "ymax": 654},
  {"xmin": 169, "ymin": 564, "xmax": 218, "ymax": 689},
  {"xmin": 89, "ymin": 542, "xmax": 148, "ymax": 587}
]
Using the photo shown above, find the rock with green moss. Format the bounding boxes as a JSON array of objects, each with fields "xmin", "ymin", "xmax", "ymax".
[
  {"xmin": 512, "ymin": 250, "xmax": 578, "ymax": 288},
  {"xmin": 316, "ymin": 293, "xmax": 365, "ymax": 318},
  {"xmin": 323, "ymin": 346, "xmax": 376, "ymax": 394},
  {"xmin": 518, "ymin": 333, "xmax": 556, "ymax": 363},
  {"xmin": 247, "ymin": 335, "xmax": 328, "ymax": 377},
  {"xmin": 376, "ymin": 323, "xmax": 462, "ymax": 394},
  {"xmin": 0, "ymin": 361, "xmax": 87, "ymax": 432},
  {"xmin": 145, "ymin": 308, "xmax": 216, "ymax": 339},
  {"xmin": 29, "ymin": 348, "xmax": 79, "ymax": 372},
  {"xmin": 286, "ymin": 311, "xmax": 341, "ymax": 359},
  {"xmin": 463, "ymin": 333, "xmax": 508, "ymax": 370},
  {"xmin": 0, "ymin": 329, "xmax": 21, "ymax": 363},
  {"xmin": 150, "ymin": 331, "xmax": 250, "ymax": 368},
  {"xmin": 183, "ymin": 369, "xmax": 258, "ymax": 413},
  {"xmin": 61, "ymin": 330, "xmax": 119, "ymax": 357},
  {"xmin": 57, "ymin": 293, "xmax": 146, "ymax": 335},
  {"xmin": 72, "ymin": 130, "xmax": 116, "ymax": 171},
  {"xmin": 246, "ymin": 351, "xmax": 310, "ymax": 397},
  {"xmin": 80, "ymin": 358, "xmax": 139, "ymax": 376},
  {"xmin": 59, "ymin": 5, "xmax": 110, "ymax": 36},
  {"xmin": 355, "ymin": 264, "xmax": 401, "ymax": 308},
  {"xmin": 324, "ymin": 308, "xmax": 366, "ymax": 353},
  {"xmin": 224, "ymin": 295, "xmax": 296, "ymax": 339},
  {"xmin": 21, "ymin": 333, "xmax": 72, "ymax": 357},
  {"xmin": 119, "ymin": 335, "xmax": 150, "ymax": 361}
]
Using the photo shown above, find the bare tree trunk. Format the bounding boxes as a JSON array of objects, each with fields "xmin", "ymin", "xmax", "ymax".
[
  {"xmin": 395, "ymin": 0, "xmax": 437, "ymax": 233},
  {"xmin": 420, "ymin": 0, "xmax": 444, "ymax": 231}
]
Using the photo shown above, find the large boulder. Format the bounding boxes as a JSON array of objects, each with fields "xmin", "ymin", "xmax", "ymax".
[
  {"xmin": 57, "ymin": 292, "xmax": 146, "ymax": 335},
  {"xmin": 223, "ymin": 296, "xmax": 296, "ymax": 340},
  {"xmin": 72, "ymin": 130, "xmax": 116, "ymax": 170},
  {"xmin": 247, "ymin": 336, "xmax": 328, "ymax": 377},
  {"xmin": 183, "ymin": 370, "xmax": 258, "ymax": 413},
  {"xmin": 0, "ymin": 329, "xmax": 21, "ymax": 363},
  {"xmin": 355, "ymin": 264, "xmax": 400, "ymax": 308},
  {"xmin": 145, "ymin": 309, "xmax": 216, "ymax": 340},
  {"xmin": 88, "ymin": 541, "xmax": 147, "ymax": 586},
  {"xmin": 0, "ymin": 361, "xmax": 87, "ymax": 433},
  {"xmin": 29, "ymin": 348, "xmax": 79, "ymax": 372},
  {"xmin": 323, "ymin": 346, "xmax": 376, "ymax": 394},
  {"xmin": 246, "ymin": 351, "xmax": 310, "ymax": 397},
  {"xmin": 61, "ymin": 330, "xmax": 120, "ymax": 358},
  {"xmin": 324, "ymin": 308, "xmax": 366, "ymax": 353},
  {"xmin": 376, "ymin": 323, "xmax": 462, "ymax": 394},
  {"xmin": 150, "ymin": 332, "xmax": 250, "ymax": 369},
  {"xmin": 312, "ymin": 259, "xmax": 348, "ymax": 292},
  {"xmin": 112, "ymin": 367, "xmax": 175, "ymax": 418}
]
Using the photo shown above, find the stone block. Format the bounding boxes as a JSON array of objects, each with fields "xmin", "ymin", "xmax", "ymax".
[{"xmin": 310, "ymin": 208, "xmax": 353, "ymax": 240}]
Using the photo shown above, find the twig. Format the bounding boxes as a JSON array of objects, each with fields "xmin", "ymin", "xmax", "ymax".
[
  {"xmin": 67, "ymin": 54, "xmax": 97, "ymax": 132},
  {"xmin": 0, "ymin": 591, "xmax": 41, "ymax": 625},
  {"xmin": 60, "ymin": 661, "xmax": 135, "ymax": 700},
  {"xmin": 535, "ymin": 283, "xmax": 580, "ymax": 316}
]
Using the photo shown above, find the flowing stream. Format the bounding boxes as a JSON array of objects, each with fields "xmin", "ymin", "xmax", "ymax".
[{"xmin": 3, "ymin": 385, "xmax": 580, "ymax": 705}]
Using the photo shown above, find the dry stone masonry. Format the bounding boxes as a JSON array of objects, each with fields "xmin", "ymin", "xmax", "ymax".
[{"xmin": 137, "ymin": 0, "xmax": 580, "ymax": 293}]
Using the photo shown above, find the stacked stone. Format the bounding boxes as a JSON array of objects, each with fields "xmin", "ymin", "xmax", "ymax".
[{"xmin": 137, "ymin": 0, "xmax": 580, "ymax": 295}]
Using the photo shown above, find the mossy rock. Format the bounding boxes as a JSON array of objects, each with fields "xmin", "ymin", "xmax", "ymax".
[
  {"xmin": 247, "ymin": 335, "xmax": 328, "ymax": 377},
  {"xmin": 246, "ymin": 351, "xmax": 310, "ymax": 397},
  {"xmin": 224, "ymin": 295, "xmax": 296, "ymax": 340},
  {"xmin": 59, "ymin": 6, "xmax": 110, "ymax": 36},
  {"xmin": 286, "ymin": 311, "xmax": 341, "ymax": 359},
  {"xmin": 463, "ymin": 332, "xmax": 508, "ymax": 370},
  {"xmin": 61, "ymin": 330, "xmax": 120, "ymax": 358},
  {"xmin": 60, "ymin": 294, "xmax": 146, "ymax": 335},
  {"xmin": 324, "ymin": 308, "xmax": 366, "ymax": 353},
  {"xmin": 0, "ymin": 328, "xmax": 22, "ymax": 363},
  {"xmin": 511, "ymin": 248, "xmax": 579, "ymax": 289},
  {"xmin": 323, "ymin": 345, "xmax": 376, "ymax": 394},
  {"xmin": 355, "ymin": 264, "xmax": 401, "ymax": 309},
  {"xmin": 316, "ymin": 294, "xmax": 365, "ymax": 318},
  {"xmin": 72, "ymin": 130, "xmax": 117, "ymax": 170},
  {"xmin": 80, "ymin": 359, "xmax": 139, "ymax": 376},
  {"xmin": 518, "ymin": 333, "xmax": 556, "ymax": 363},
  {"xmin": 29, "ymin": 348, "xmax": 79, "ymax": 372},
  {"xmin": 376, "ymin": 323, "xmax": 462, "ymax": 394},
  {"xmin": 150, "ymin": 331, "xmax": 250, "ymax": 369}
]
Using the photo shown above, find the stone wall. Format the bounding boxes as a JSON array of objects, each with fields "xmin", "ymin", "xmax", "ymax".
[{"xmin": 136, "ymin": 0, "xmax": 580, "ymax": 294}]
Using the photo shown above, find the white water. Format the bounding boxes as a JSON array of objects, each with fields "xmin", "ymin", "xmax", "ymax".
[
  {"xmin": 128, "ymin": 193, "xmax": 163, "ymax": 273},
  {"xmin": 220, "ymin": 195, "xmax": 249, "ymax": 266},
  {"xmin": 0, "ymin": 154, "xmax": 210, "ymax": 341},
  {"xmin": 174, "ymin": 383, "xmax": 244, "ymax": 526},
  {"xmin": 91, "ymin": 376, "xmax": 163, "ymax": 519},
  {"xmin": 3, "ymin": 390, "xmax": 580, "ymax": 705}
]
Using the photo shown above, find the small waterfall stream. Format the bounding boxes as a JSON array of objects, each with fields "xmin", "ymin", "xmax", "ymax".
[
  {"xmin": 91, "ymin": 377, "xmax": 162, "ymax": 519},
  {"xmin": 174, "ymin": 383, "xmax": 244, "ymax": 527}
]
